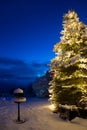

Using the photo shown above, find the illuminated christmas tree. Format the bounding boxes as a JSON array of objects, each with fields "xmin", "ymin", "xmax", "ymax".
[{"xmin": 49, "ymin": 10, "xmax": 87, "ymax": 110}]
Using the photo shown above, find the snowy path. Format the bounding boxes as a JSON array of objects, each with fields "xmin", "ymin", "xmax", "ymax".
[{"xmin": 0, "ymin": 98, "xmax": 87, "ymax": 130}]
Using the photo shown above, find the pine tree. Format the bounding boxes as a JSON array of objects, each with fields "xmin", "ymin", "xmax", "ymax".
[{"xmin": 49, "ymin": 10, "xmax": 87, "ymax": 110}]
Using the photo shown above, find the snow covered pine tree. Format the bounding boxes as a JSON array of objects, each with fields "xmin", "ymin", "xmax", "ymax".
[{"xmin": 49, "ymin": 10, "xmax": 87, "ymax": 112}]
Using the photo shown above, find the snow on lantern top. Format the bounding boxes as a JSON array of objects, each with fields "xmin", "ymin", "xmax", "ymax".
[
  {"xmin": 14, "ymin": 88, "xmax": 23, "ymax": 94},
  {"xmin": 13, "ymin": 88, "xmax": 26, "ymax": 103}
]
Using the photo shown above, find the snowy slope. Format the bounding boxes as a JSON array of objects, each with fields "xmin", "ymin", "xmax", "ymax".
[{"xmin": 0, "ymin": 98, "xmax": 87, "ymax": 130}]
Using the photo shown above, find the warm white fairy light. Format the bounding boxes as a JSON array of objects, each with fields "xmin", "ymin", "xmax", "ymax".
[
  {"xmin": 49, "ymin": 10, "xmax": 87, "ymax": 109},
  {"xmin": 80, "ymin": 58, "xmax": 87, "ymax": 63},
  {"xmin": 78, "ymin": 64, "xmax": 87, "ymax": 69}
]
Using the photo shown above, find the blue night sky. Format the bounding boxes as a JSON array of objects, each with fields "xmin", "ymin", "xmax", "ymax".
[{"xmin": 0, "ymin": 0, "xmax": 87, "ymax": 85}]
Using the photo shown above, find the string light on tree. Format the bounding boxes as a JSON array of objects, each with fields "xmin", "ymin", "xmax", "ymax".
[{"xmin": 49, "ymin": 10, "xmax": 87, "ymax": 111}]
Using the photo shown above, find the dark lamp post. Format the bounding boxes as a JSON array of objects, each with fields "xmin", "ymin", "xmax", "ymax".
[{"xmin": 13, "ymin": 88, "xmax": 26, "ymax": 124}]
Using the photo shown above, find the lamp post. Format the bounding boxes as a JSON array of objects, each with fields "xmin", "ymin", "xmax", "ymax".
[{"xmin": 13, "ymin": 88, "xmax": 26, "ymax": 123}]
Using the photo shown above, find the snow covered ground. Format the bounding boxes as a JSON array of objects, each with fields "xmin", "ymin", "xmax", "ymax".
[{"xmin": 0, "ymin": 97, "xmax": 87, "ymax": 130}]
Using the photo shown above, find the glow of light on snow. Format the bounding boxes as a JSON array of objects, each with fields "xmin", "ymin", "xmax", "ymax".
[{"xmin": 48, "ymin": 104, "xmax": 56, "ymax": 111}]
